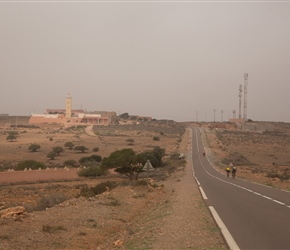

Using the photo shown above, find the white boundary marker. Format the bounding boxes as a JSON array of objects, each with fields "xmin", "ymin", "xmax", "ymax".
[
  {"xmin": 209, "ymin": 206, "xmax": 240, "ymax": 250},
  {"xmin": 192, "ymin": 127, "xmax": 240, "ymax": 250},
  {"xmin": 199, "ymin": 187, "xmax": 208, "ymax": 200}
]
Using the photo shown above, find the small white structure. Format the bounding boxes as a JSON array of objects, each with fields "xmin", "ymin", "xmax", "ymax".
[{"xmin": 179, "ymin": 153, "xmax": 185, "ymax": 160}]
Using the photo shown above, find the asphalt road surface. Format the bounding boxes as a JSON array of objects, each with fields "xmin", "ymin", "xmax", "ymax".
[{"xmin": 191, "ymin": 127, "xmax": 290, "ymax": 250}]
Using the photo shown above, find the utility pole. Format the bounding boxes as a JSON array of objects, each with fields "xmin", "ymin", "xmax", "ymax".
[
  {"xmin": 238, "ymin": 84, "xmax": 243, "ymax": 119},
  {"xmin": 213, "ymin": 109, "xmax": 216, "ymax": 122},
  {"xmin": 196, "ymin": 111, "xmax": 198, "ymax": 122},
  {"xmin": 221, "ymin": 110, "xmax": 223, "ymax": 122},
  {"xmin": 243, "ymin": 73, "xmax": 248, "ymax": 120}
]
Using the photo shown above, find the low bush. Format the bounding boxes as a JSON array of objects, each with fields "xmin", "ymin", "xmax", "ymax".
[
  {"xmin": 92, "ymin": 147, "xmax": 99, "ymax": 152},
  {"xmin": 15, "ymin": 160, "xmax": 46, "ymax": 171},
  {"xmin": 28, "ymin": 143, "xmax": 41, "ymax": 152},
  {"xmin": 265, "ymin": 170, "xmax": 290, "ymax": 182},
  {"xmin": 24, "ymin": 194, "xmax": 67, "ymax": 212},
  {"xmin": 47, "ymin": 152, "xmax": 57, "ymax": 160},
  {"xmin": 74, "ymin": 145, "xmax": 89, "ymax": 153},
  {"xmin": 79, "ymin": 155, "xmax": 102, "ymax": 164},
  {"xmin": 78, "ymin": 181, "xmax": 118, "ymax": 198},
  {"xmin": 78, "ymin": 165, "xmax": 107, "ymax": 177},
  {"xmin": 222, "ymin": 152, "xmax": 254, "ymax": 166},
  {"xmin": 42, "ymin": 225, "xmax": 67, "ymax": 233},
  {"xmin": 126, "ymin": 138, "xmax": 134, "ymax": 146},
  {"xmin": 63, "ymin": 160, "xmax": 78, "ymax": 167},
  {"xmin": 64, "ymin": 141, "xmax": 74, "ymax": 150}
]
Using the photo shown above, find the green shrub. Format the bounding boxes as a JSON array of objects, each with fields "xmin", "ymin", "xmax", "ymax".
[
  {"xmin": 28, "ymin": 143, "xmax": 41, "ymax": 152},
  {"xmin": 90, "ymin": 155, "xmax": 102, "ymax": 162},
  {"xmin": 78, "ymin": 165, "xmax": 107, "ymax": 177},
  {"xmin": 153, "ymin": 136, "xmax": 160, "ymax": 141},
  {"xmin": 74, "ymin": 145, "xmax": 89, "ymax": 153},
  {"xmin": 64, "ymin": 141, "xmax": 74, "ymax": 150},
  {"xmin": 92, "ymin": 147, "xmax": 99, "ymax": 152},
  {"xmin": 101, "ymin": 148, "xmax": 136, "ymax": 169},
  {"xmin": 15, "ymin": 160, "xmax": 46, "ymax": 171},
  {"xmin": 52, "ymin": 146, "xmax": 64, "ymax": 156},
  {"xmin": 63, "ymin": 160, "xmax": 78, "ymax": 167},
  {"xmin": 6, "ymin": 134, "xmax": 17, "ymax": 142},
  {"xmin": 78, "ymin": 181, "xmax": 117, "ymax": 197},
  {"xmin": 79, "ymin": 155, "xmax": 102, "ymax": 164},
  {"xmin": 47, "ymin": 152, "xmax": 57, "ymax": 160}
]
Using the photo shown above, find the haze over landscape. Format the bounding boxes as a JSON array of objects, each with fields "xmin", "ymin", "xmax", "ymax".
[{"xmin": 0, "ymin": 0, "xmax": 289, "ymax": 122}]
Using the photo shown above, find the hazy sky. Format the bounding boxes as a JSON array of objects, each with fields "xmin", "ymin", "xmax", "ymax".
[{"xmin": 0, "ymin": 0, "xmax": 289, "ymax": 122}]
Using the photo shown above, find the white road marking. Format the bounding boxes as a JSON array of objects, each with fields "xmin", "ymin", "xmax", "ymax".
[
  {"xmin": 209, "ymin": 206, "xmax": 240, "ymax": 250},
  {"xmin": 193, "ymin": 127, "xmax": 290, "ymax": 209},
  {"xmin": 273, "ymin": 200, "xmax": 285, "ymax": 205},
  {"xmin": 199, "ymin": 187, "xmax": 208, "ymax": 200}
]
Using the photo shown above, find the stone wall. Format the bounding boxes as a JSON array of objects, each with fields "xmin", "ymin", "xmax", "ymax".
[{"xmin": 0, "ymin": 116, "xmax": 30, "ymax": 127}]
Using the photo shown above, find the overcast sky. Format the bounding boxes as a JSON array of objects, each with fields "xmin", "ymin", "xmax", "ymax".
[{"xmin": 0, "ymin": 0, "xmax": 289, "ymax": 122}]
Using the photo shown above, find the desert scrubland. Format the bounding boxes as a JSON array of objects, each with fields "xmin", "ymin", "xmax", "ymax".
[{"xmin": 0, "ymin": 119, "xmax": 289, "ymax": 249}]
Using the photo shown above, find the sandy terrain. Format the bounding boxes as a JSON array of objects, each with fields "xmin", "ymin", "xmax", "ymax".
[
  {"xmin": 0, "ymin": 123, "xmax": 183, "ymax": 169},
  {"xmin": 0, "ymin": 123, "xmax": 226, "ymax": 249},
  {"xmin": 1, "ymin": 121, "xmax": 289, "ymax": 249},
  {"xmin": 202, "ymin": 122, "xmax": 290, "ymax": 191}
]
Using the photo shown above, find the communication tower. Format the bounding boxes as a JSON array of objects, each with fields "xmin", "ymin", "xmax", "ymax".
[
  {"xmin": 243, "ymin": 73, "xmax": 248, "ymax": 120},
  {"xmin": 238, "ymin": 84, "xmax": 243, "ymax": 119}
]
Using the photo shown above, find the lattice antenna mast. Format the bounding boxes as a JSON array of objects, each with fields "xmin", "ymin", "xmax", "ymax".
[
  {"xmin": 243, "ymin": 73, "xmax": 248, "ymax": 120},
  {"xmin": 238, "ymin": 84, "xmax": 243, "ymax": 119}
]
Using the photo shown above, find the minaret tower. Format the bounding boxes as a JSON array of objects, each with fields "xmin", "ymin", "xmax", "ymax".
[{"xmin": 66, "ymin": 93, "xmax": 72, "ymax": 119}]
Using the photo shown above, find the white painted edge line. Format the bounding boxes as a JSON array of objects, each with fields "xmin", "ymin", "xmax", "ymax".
[
  {"xmin": 209, "ymin": 206, "xmax": 240, "ymax": 250},
  {"xmin": 195, "ymin": 178, "xmax": 200, "ymax": 186},
  {"xmin": 199, "ymin": 186, "xmax": 208, "ymax": 200}
]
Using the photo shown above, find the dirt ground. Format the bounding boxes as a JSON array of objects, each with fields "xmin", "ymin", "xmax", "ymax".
[
  {"xmin": 202, "ymin": 122, "xmax": 290, "ymax": 191},
  {"xmin": 1, "ymin": 121, "xmax": 290, "ymax": 249},
  {"xmin": 0, "ymin": 124, "xmax": 183, "ymax": 168},
  {"xmin": 0, "ymin": 123, "xmax": 227, "ymax": 249}
]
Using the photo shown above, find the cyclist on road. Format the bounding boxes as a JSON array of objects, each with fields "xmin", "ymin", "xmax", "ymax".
[
  {"xmin": 226, "ymin": 167, "xmax": 231, "ymax": 177},
  {"xmin": 232, "ymin": 166, "xmax": 237, "ymax": 179}
]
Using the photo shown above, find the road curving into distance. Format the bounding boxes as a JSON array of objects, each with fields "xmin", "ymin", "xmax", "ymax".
[{"xmin": 191, "ymin": 127, "xmax": 290, "ymax": 250}]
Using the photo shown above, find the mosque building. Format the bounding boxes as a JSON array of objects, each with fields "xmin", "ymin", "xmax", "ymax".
[{"xmin": 29, "ymin": 94, "xmax": 115, "ymax": 126}]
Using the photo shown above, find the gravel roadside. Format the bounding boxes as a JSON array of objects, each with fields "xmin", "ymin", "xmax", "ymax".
[
  {"xmin": 0, "ymin": 127, "xmax": 227, "ymax": 250},
  {"xmin": 151, "ymin": 128, "xmax": 227, "ymax": 249}
]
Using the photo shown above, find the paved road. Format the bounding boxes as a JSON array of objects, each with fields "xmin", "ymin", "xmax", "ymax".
[{"xmin": 191, "ymin": 127, "xmax": 290, "ymax": 250}]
